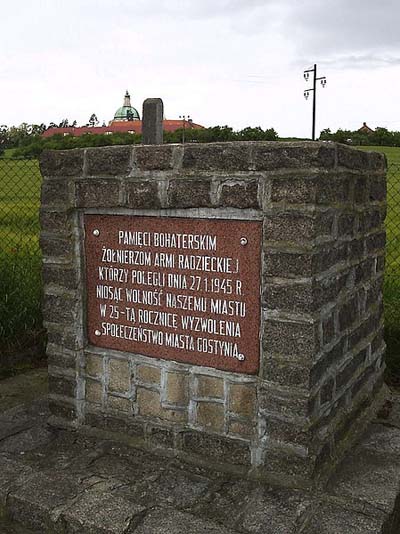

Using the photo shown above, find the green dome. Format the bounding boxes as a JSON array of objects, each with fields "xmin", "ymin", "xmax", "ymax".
[{"xmin": 114, "ymin": 91, "xmax": 140, "ymax": 121}]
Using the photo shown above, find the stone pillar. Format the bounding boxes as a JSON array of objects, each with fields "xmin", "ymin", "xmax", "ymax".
[
  {"xmin": 39, "ymin": 142, "xmax": 387, "ymax": 489},
  {"xmin": 142, "ymin": 98, "xmax": 163, "ymax": 145}
]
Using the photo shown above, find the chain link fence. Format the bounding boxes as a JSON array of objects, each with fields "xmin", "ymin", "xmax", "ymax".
[
  {"xmin": 0, "ymin": 155, "xmax": 399, "ymax": 379},
  {"xmin": 0, "ymin": 158, "xmax": 44, "ymax": 366}
]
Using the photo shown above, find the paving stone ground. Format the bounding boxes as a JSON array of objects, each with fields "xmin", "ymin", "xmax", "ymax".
[{"xmin": 0, "ymin": 370, "xmax": 399, "ymax": 533}]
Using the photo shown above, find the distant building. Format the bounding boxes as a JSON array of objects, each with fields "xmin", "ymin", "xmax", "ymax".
[
  {"xmin": 42, "ymin": 91, "xmax": 204, "ymax": 138},
  {"xmin": 358, "ymin": 122, "xmax": 374, "ymax": 134}
]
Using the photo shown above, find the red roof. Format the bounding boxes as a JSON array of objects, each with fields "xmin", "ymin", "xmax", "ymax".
[{"xmin": 42, "ymin": 120, "xmax": 204, "ymax": 138}]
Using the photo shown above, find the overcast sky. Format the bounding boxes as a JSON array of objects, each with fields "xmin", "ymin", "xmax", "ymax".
[{"xmin": 2, "ymin": 0, "xmax": 400, "ymax": 138}]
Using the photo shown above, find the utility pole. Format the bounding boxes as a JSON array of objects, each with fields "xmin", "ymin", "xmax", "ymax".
[
  {"xmin": 179, "ymin": 114, "xmax": 190, "ymax": 144},
  {"xmin": 303, "ymin": 64, "xmax": 326, "ymax": 141}
]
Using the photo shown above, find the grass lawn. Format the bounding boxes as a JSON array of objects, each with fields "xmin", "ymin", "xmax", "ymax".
[{"xmin": 0, "ymin": 158, "xmax": 44, "ymax": 355}]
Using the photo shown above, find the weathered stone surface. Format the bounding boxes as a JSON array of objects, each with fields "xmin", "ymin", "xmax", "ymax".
[
  {"xmin": 125, "ymin": 180, "xmax": 161, "ymax": 209},
  {"xmin": 196, "ymin": 375, "xmax": 225, "ymax": 399},
  {"xmin": 142, "ymin": 98, "xmax": 164, "ymax": 146},
  {"xmin": 253, "ymin": 143, "xmax": 335, "ymax": 171},
  {"xmin": 40, "ymin": 149, "xmax": 84, "ymax": 177},
  {"xmin": 86, "ymin": 146, "xmax": 132, "ymax": 176},
  {"xmin": 85, "ymin": 353, "xmax": 103, "ymax": 377},
  {"xmin": 137, "ymin": 364, "xmax": 161, "ymax": 385},
  {"xmin": 263, "ymin": 320, "xmax": 317, "ymax": 359},
  {"xmin": 182, "ymin": 430, "xmax": 251, "ymax": 466},
  {"xmin": 85, "ymin": 379, "xmax": 103, "ymax": 404},
  {"xmin": 305, "ymin": 502, "xmax": 384, "ymax": 534},
  {"xmin": 229, "ymin": 383, "xmax": 256, "ymax": 419},
  {"xmin": 165, "ymin": 371, "xmax": 189, "ymax": 406},
  {"xmin": 75, "ymin": 179, "xmax": 120, "ymax": 207},
  {"xmin": 196, "ymin": 401, "xmax": 225, "ymax": 432},
  {"xmin": 337, "ymin": 144, "xmax": 386, "ymax": 171},
  {"xmin": 40, "ymin": 234, "xmax": 74, "ymax": 258},
  {"xmin": 40, "ymin": 180, "xmax": 70, "ymax": 210},
  {"xmin": 137, "ymin": 387, "xmax": 161, "ymax": 418},
  {"xmin": 219, "ymin": 180, "xmax": 259, "ymax": 208},
  {"xmin": 271, "ymin": 176, "xmax": 317, "ymax": 204},
  {"xmin": 135, "ymin": 508, "xmax": 236, "ymax": 534},
  {"xmin": 42, "ymin": 264, "xmax": 78, "ymax": 289},
  {"xmin": 108, "ymin": 358, "xmax": 131, "ymax": 393},
  {"xmin": 48, "ymin": 375, "xmax": 76, "ymax": 398},
  {"xmin": 167, "ymin": 179, "xmax": 212, "ymax": 207},
  {"xmin": 182, "ymin": 143, "xmax": 250, "ymax": 171}
]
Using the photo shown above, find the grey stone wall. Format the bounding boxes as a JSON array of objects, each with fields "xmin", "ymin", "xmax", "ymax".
[{"xmin": 40, "ymin": 141, "xmax": 387, "ymax": 488}]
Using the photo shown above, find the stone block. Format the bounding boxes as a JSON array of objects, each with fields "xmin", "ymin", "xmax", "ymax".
[
  {"xmin": 41, "ymin": 181, "xmax": 70, "ymax": 207},
  {"xmin": 338, "ymin": 296, "xmax": 359, "ymax": 332},
  {"xmin": 229, "ymin": 383, "xmax": 256, "ymax": 419},
  {"xmin": 369, "ymin": 175, "xmax": 386, "ymax": 202},
  {"xmin": 135, "ymin": 145, "xmax": 175, "ymax": 170},
  {"xmin": 165, "ymin": 372, "xmax": 189, "ymax": 406},
  {"xmin": 266, "ymin": 415, "xmax": 309, "ymax": 447},
  {"xmin": 125, "ymin": 180, "xmax": 161, "ymax": 209},
  {"xmin": 264, "ymin": 212, "xmax": 332, "ymax": 244},
  {"xmin": 259, "ymin": 384, "xmax": 310, "ymax": 419},
  {"xmin": 264, "ymin": 280, "xmax": 315, "ymax": 313},
  {"xmin": 252, "ymin": 143, "xmax": 335, "ymax": 171},
  {"xmin": 337, "ymin": 144, "xmax": 385, "ymax": 170},
  {"xmin": 219, "ymin": 180, "xmax": 259, "ymax": 208},
  {"xmin": 134, "ymin": 508, "xmax": 235, "ymax": 534},
  {"xmin": 40, "ymin": 234, "xmax": 74, "ymax": 259},
  {"xmin": 39, "ymin": 209, "xmax": 71, "ymax": 234},
  {"xmin": 107, "ymin": 395, "xmax": 132, "ymax": 413},
  {"xmin": 316, "ymin": 176, "xmax": 351, "ymax": 205},
  {"xmin": 196, "ymin": 401, "xmax": 225, "ymax": 433},
  {"xmin": 263, "ymin": 359, "xmax": 310, "ymax": 388},
  {"xmin": 182, "ymin": 142, "xmax": 250, "ymax": 171},
  {"xmin": 310, "ymin": 340, "xmax": 345, "ymax": 387},
  {"xmin": 40, "ymin": 149, "xmax": 84, "ymax": 177},
  {"xmin": 336, "ymin": 349, "xmax": 367, "ymax": 391},
  {"xmin": 263, "ymin": 320, "xmax": 317, "ymax": 360},
  {"xmin": 365, "ymin": 231, "xmax": 386, "ymax": 253},
  {"xmin": 228, "ymin": 419, "xmax": 256, "ymax": 439},
  {"xmin": 337, "ymin": 212, "xmax": 356, "ymax": 236},
  {"xmin": 86, "ymin": 146, "xmax": 132, "ymax": 176},
  {"xmin": 141, "ymin": 98, "xmax": 164, "ymax": 146},
  {"xmin": 49, "ymin": 397, "xmax": 77, "ymax": 421},
  {"xmin": 264, "ymin": 250, "xmax": 313, "ymax": 278},
  {"xmin": 42, "ymin": 264, "xmax": 78, "ymax": 289},
  {"xmin": 146, "ymin": 425, "xmax": 174, "ymax": 448},
  {"xmin": 108, "ymin": 358, "xmax": 131, "ymax": 393},
  {"xmin": 85, "ymin": 379, "xmax": 103, "ymax": 404},
  {"xmin": 196, "ymin": 374, "xmax": 224, "ymax": 399},
  {"xmin": 43, "ymin": 293, "xmax": 76, "ymax": 324},
  {"xmin": 271, "ymin": 176, "xmax": 317, "ymax": 204},
  {"xmin": 167, "ymin": 179, "xmax": 212, "ymax": 208},
  {"xmin": 320, "ymin": 377, "xmax": 335, "ymax": 405},
  {"xmin": 47, "ymin": 350, "xmax": 76, "ymax": 371},
  {"xmin": 137, "ymin": 387, "xmax": 161, "ymax": 418},
  {"xmin": 137, "ymin": 364, "xmax": 161, "ymax": 385},
  {"xmin": 321, "ymin": 314, "xmax": 335, "ymax": 346},
  {"xmin": 46, "ymin": 326, "xmax": 79, "ymax": 351},
  {"xmin": 182, "ymin": 430, "xmax": 251, "ymax": 465},
  {"xmin": 85, "ymin": 354, "xmax": 103, "ymax": 378},
  {"xmin": 75, "ymin": 179, "xmax": 120, "ymax": 208},
  {"xmin": 48, "ymin": 375, "xmax": 76, "ymax": 398}
]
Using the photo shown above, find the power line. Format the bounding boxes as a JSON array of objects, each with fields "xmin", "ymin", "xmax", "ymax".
[{"xmin": 303, "ymin": 64, "xmax": 327, "ymax": 141}]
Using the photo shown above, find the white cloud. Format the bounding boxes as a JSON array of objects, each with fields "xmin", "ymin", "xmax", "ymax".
[{"xmin": 1, "ymin": 0, "xmax": 400, "ymax": 137}]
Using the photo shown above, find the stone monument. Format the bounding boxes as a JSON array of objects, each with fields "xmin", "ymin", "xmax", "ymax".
[{"xmin": 39, "ymin": 140, "xmax": 387, "ymax": 489}]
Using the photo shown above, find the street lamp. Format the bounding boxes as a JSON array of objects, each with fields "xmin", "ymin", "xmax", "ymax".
[
  {"xmin": 303, "ymin": 64, "xmax": 327, "ymax": 141},
  {"xmin": 179, "ymin": 114, "xmax": 190, "ymax": 144}
]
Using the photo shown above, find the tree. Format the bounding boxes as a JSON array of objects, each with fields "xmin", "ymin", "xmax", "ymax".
[{"xmin": 88, "ymin": 114, "xmax": 99, "ymax": 127}]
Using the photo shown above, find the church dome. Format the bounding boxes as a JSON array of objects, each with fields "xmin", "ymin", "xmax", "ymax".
[{"xmin": 113, "ymin": 90, "xmax": 140, "ymax": 121}]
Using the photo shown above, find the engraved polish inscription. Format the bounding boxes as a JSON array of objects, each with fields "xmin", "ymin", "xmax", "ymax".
[{"xmin": 85, "ymin": 215, "xmax": 262, "ymax": 374}]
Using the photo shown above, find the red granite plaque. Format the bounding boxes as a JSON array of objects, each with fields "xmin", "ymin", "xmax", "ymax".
[{"xmin": 84, "ymin": 215, "xmax": 262, "ymax": 374}]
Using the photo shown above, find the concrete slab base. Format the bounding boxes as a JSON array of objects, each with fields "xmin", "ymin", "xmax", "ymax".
[{"xmin": 0, "ymin": 372, "xmax": 399, "ymax": 533}]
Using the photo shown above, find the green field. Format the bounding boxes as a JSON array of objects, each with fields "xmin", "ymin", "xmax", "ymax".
[{"xmin": 0, "ymin": 158, "xmax": 43, "ymax": 353}]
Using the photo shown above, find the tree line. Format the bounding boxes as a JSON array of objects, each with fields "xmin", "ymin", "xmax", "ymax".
[
  {"xmin": 319, "ymin": 126, "xmax": 400, "ymax": 147},
  {"xmin": 1, "ymin": 125, "xmax": 279, "ymax": 158}
]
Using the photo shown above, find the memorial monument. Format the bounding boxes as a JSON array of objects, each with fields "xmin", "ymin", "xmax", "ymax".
[{"xmin": 40, "ymin": 137, "xmax": 387, "ymax": 489}]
